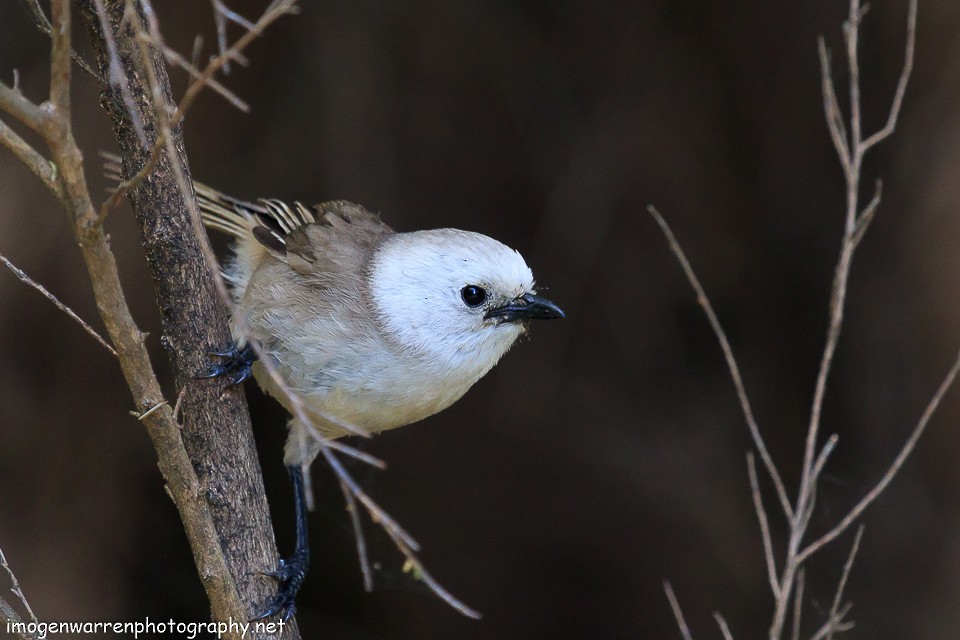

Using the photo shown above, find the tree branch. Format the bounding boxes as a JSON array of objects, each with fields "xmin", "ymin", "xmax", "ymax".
[{"xmin": 77, "ymin": 1, "xmax": 289, "ymax": 634}]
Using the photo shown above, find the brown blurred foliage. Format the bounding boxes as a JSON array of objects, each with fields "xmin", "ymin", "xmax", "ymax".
[{"xmin": 1, "ymin": 1, "xmax": 960, "ymax": 638}]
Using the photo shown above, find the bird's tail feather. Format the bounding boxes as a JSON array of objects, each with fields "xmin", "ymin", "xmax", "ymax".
[
  {"xmin": 194, "ymin": 182, "xmax": 260, "ymax": 239},
  {"xmin": 101, "ymin": 151, "xmax": 260, "ymax": 240}
]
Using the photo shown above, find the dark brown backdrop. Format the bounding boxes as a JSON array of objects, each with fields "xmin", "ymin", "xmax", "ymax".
[{"xmin": 1, "ymin": 1, "xmax": 959, "ymax": 638}]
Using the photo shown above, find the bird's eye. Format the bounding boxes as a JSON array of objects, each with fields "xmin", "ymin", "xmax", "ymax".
[{"xmin": 460, "ymin": 285, "xmax": 487, "ymax": 307}]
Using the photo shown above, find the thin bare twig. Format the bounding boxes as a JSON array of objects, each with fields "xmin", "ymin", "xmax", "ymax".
[
  {"xmin": 16, "ymin": 0, "xmax": 100, "ymax": 79},
  {"xmin": 817, "ymin": 39, "xmax": 852, "ymax": 176},
  {"xmin": 791, "ymin": 568, "xmax": 805, "ymax": 640},
  {"xmin": 798, "ymin": 349, "xmax": 960, "ymax": 564},
  {"xmin": 823, "ymin": 526, "xmax": 863, "ymax": 640},
  {"xmin": 0, "ymin": 253, "xmax": 118, "ymax": 356},
  {"xmin": 340, "ymin": 478, "xmax": 373, "ymax": 592},
  {"xmin": 809, "ymin": 604, "xmax": 854, "ymax": 640},
  {"xmin": 714, "ymin": 612, "xmax": 734, "ymax": 640},
  {"xmin": 0, "ymin": 117, "xmax": 58, "ymax": 194},
  {"xmin": 748, "ymin": 453, "xmax": 780, "ymax": 598},
  {"xmin": 656, "ymin": 3, "xmax": 925, "ymax": 640},
  {"xmin": 810, "ymin": 434, "xmax": 838, "ymax": 485},
  {"xmin": 0, "ymin": 546, "xmax": 37, "ymax": 626},
  {"xmin": 851, "ymin": 181, "xmax": 882, "ymax": 248},
  {"xmin": 862, "ymin": 0, "xmax": 917, "ymax": 152},
  {"xmin": 648, "ymin": 205, "xmax": 793, "ymax": 520},
  {"xmin": 664, "ymin": 581, "xmax": 694, "ymax": 640}
]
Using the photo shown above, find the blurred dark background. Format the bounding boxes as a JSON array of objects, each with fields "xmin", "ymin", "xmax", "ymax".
[{"xmin": 2, "ymin": 1, "xmax": 960, "ymax": 638}]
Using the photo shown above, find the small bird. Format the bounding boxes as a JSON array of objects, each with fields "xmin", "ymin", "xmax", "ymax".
[{"xmin": 195, "ymin": 183, "xmax": 564, "ymax": 620}]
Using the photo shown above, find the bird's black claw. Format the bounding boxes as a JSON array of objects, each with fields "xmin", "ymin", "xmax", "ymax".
[
  {"xmin": 251, "ymin": 552, "xmax": 309, "ymax": 622},
  {"xmin": 197, "ymin": 342, "xmax": 258, "ymax": 386}
]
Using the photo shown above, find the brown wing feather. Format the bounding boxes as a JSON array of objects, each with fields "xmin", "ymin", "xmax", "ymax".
[{"xmin": 279, "ymin": 200, "xmax": 394, "ymax": 276}]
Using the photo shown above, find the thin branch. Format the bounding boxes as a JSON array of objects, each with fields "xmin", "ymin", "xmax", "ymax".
[
  {"xmin": 845, "ymin": 0, "xmax": 864, "ymax": 194},
  {"xmin": 0, "ymin": 82, "xmax": 50, "ymax": 135},
  {"xmin": 158, "ymin": 42, "xmax": 249, "ymax": 112},
  {"xmin": 798, "ymin": 348, "xmax": 960, "ymax": 564},
  {"xmin": 747, "ymin": 453, "xmax": 780, "ymax": 599},
  {"xmin": 0, "ymin": 253, "xmax": 117, "ymax": 356},
  {"xmin": 824, "ymin": 526, "xmax": 863, "ymax": 640},
  {"xmin": 0, "ymin": 117, "xmax": 58, "ymax": 194},
  {"xmin": 862, "ymin": 0, "xmax": 917, "ymax": 152},
  {"xmin": 851, "ymin": 180, "xmax": 882, "ymax": 249},
  {"xmin": 791, "ymin": 568, "xmax": 805, "ymax": 640},
  {"xmin": 817, "ymin": 38, "xmax": 852, "ymax": 175},
  {"xmin": 49, "ymin": 0, "xmax": 71, "ymax": 119},
  {"xmin": 810, "ymin": 434, "xmax": 838, "ymax": 485},
  {"xmin": 0, "ymin": 547, "xmax": 37, "ymax": 625},
  {"xmin": 714, "ymin": 612, "xmax": 734, "ymax": 640},
  {"xmin": 340, "ymin": 478, "xmax": 373, "ymax": 592},
  {"xmin": 664, "ymin": 581, "xmax": 694, "ymax": 640},
  {"xmin": 16, "ymin": 0, "xmax": 100, "ymax": 79},
  {"xmin": 648, "ymin": 205, "xmax": 793, "ymax": 520},
  {"xmin": 809, "ymin": 604, "xmax": 854, "ymax": 640}
]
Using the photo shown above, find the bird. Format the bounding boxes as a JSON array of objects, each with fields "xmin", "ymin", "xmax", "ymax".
[{"xmin": 194, "ymin": 182, "xmax": 565, "ymax": 620}]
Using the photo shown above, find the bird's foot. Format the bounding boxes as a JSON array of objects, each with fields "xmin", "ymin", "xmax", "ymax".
[
  {"xmin": 251, "ymin": 551, "xmax": 309, "ymax": 622},
  {"xmin": 196, "ymin": 342, "xmax": 258, "ymax": 385}
]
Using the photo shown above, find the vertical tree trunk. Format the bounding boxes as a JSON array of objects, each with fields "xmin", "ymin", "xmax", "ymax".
[{"xmin": 77, "ymin": 3, "xmax": 296, "ymax": 636}]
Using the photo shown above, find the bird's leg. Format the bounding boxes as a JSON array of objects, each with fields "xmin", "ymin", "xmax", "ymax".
[
  {"xmin": 197, "ymin": 342, "xmax": 258, "ymax": 385},
  {"xmin": 252, "ymin": 464, "xmax": 310, "ymax": 622}
]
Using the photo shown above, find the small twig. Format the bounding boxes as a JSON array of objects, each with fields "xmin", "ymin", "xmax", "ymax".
[
  {"xmin": 16, "ymin": 0, "xmax": 100, "ymax": 79},
  {"xmin": 747, "ymin": 453, "xmax": 780, "ymax": 599},
  {"xmin": 0, "ymin": 253, "xmax": 118, "ymax": 356},
  {"xmin": 172, "ymin": 385, "xmax": 187, "ymax": 423},
  {"xmin": 810, "ymin": 434, "xmax": 839, "ymax": 485},
  {"xmin": 158, "ymin": 42, "xmax": 249, "ymax": 112},
  {"xmin": 824, "ymin": 526, "xmax": 863, "ymax": 640},
  {"xmin": 648, "ymin": 205, "xmax": 793, "ymax": 520},
  {"xmin": 851, "ymin": 180, "xmax": 882, "ymax": 249},
  {"xmin": 791, "ymin": 568, "xmax": 805, "ymax": 640},
  {"xmin": 340, "ymin": 478, "xmax": 373, "ymax": 592},
  {"xmin": 384, "ymin": 523, "xmax": 481, "ymax": 619},
  {"xmin": 0, "ymin": 117, "xmax": 59, "ymax": 194},
  {"xmin": 798, "ymin": 348, "xmax": 960, "ymax": 564},
  {"xmin": 664, "ymin": 581, "xmax": 694, "ymax": 640},
  {"xmin": 861, "ymin": 0, "xmax": 917, "ymax": 152},
  {"xmin": 0, "ymin": 546, "xmax": 37, "ymax": 626},
  {"xmin": 817, "ymin": 38, "xmax": 852, "ymax": 175},
  {"xmin": 714, "ymin": 612, "xmax": 734, "ymax": 640},
  {"xmin": 133, "ymin": 399, "xmax": 167, "ymax": 421},
  {"xmin": 809, "ymin": 603, "xmax": 854, "ymax": 640}
]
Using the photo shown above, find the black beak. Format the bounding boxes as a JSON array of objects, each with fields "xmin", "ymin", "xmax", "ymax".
[{"xmin": 484, "ymin": 292, "xmax": 566, "ymax": 323}]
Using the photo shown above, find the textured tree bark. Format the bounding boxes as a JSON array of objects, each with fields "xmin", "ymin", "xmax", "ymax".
[{"xmin": 77, "ymin": 3, "xmax": 295, "ymax": 636}]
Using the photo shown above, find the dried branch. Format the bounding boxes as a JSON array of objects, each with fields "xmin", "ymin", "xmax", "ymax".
[
  {"xmin": 0, "ymin": 116, "xmax": 58, "ymax": 194},
  {"xmin": 797, "ymin": 349, "xmax": 960, "ymax": 564},
  {"xmin": 647, "ymin": 205, "xmax": 793, "ymax": 520},
  {"xmin": 822, "ymin": 527, "xmax": 863, "ymax": 640},
  {"xmin": 861, "ymin": 0, "xmax": 917, "ymax": 152},
  {"xmin": 748, "ymin": 453, "xmax": 780, "ymax": 598},
  {"xmin": 714, "ymin": 612, "xmax": 734, "ymax": 640},
  {"xmin": 340, "ymin": 478, "xmax": 374, "ymax": 592},
  {"xmin": 655, "ymin": 2, "xmax": 936, "ymax": 639},
  {"xmin": 664, "ymin": 581, "xmax": 694, "ymax": 640},
  {"xmin": 0, "ymin": 546, "xmax": 37, "ymax": 627},
  {"xmin": 0, "ymin": 253, "xmax": 117, "ymax": 356},
  {"xmin": 16, "ymin": 0, "xmax": 100, "ymax": 79},
  {"xmin": 791, "ymin": 568, "xmax": 805, "ymax": 640}
]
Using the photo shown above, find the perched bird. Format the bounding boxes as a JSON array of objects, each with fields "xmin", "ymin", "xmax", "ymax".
[{"xmin": 195, "ymin": 183, "xmax": 564, "ymax": 619}]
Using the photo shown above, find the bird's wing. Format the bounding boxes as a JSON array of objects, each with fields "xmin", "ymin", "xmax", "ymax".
[
  {"xmin": 194, "ymin": 180, "xmax": 395, "ymax": 277},
  {"xmin": 279, "ymin": 200, "xmax": 395, "ymax": 277}
]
